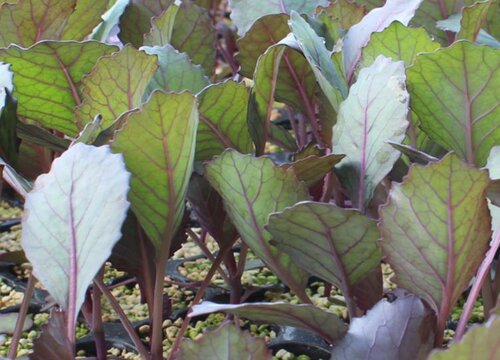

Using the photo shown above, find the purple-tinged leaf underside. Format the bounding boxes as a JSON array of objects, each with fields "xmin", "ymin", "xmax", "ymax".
[
  {"xmin": 331, "ymin": 291, "xmax": 435, "ymax": 360},
  {"xmin": 75, "ymin": 45, "xmax": 158, "ymax": 130},
  {"xmin": 0, "ymin": 41, "xmax": 117, "ymax": 136},
  {"xmin": 407, "ymin": 41, "xmax": 500, "ymax": 167},
  {"xmin": 196, "ymin": 80, "xmax": 253, "ymax": 162},
  {"xmin": 205, "ymin": 150, "xmax": 311, "ymax": 301},
  {"xmin": 22, "ymin": 143, "xmax": 130, "ymax": 328},
  {"xmin": 31, "ymin": 310, "xmax": 73, "ymax": 360},
  {"xmin": 191, "ymin": 301, "xmax": 347, "ymax": 344},
  {"xmin": 178, "ymin": 322, "xmax": 272, "ymax": 360},
  {"xmin": 332, "ymin": 56, "xmax": 409, "ymax": 212},
  {"xmin": 379, "ymin": 154, "xmax": 491, "ymax": 330},
  {"xmin": 342, "ymin": 0, "xmax": 423, "ymax": 83},
  {"xmin": 112, "ymin": 91, "xmax": 198, "ymax": 251},
  {"xmin": 267, "ymin": 201, "xmax": 381, "ymax": 315}
]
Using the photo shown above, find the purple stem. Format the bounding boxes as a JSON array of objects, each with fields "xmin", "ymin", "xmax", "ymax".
[
  {"xmin": 92, "ymin": 270, "xmax": 106, "ymax": 360},
  {"xmin": 455, "ymin": 231, "xmax": 500, "ymax": 341}
]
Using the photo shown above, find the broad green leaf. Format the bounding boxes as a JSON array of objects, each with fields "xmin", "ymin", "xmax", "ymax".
[
  {"xmin": 229, "ymin": 0, "xmax": 329, "ymax": 36},
  {"xmin": 289, "ymin": 11, "xmax": 347, "ymax": 112},
  {"xmin": 342, "ymin": 0, "xmax": 422, "ymax": 83},
  {"xmin": 331, "ymin": 291, "xmax": 435, "ymax": 360},
  {"xmin": 332, "ymin": 56, "xmax": 409, "ymax": 212},
  {"xmin": 407, "ymin": 41, "xmax": 500, "ymax": 167},
  {"xmin": 143, "ymin": 4, "xmax": 179, "ymax": 45},
  {"xmin": 379, "ymin": 154, "xmax": 491, "ymax": 322},
  {"xmin": 361, "ymin": 21, "xmax": 440, "ymax": 68},
  {"xmin": 112, "ymin": 92, "xmax": 198, "ymax": 251},
  {"xmin": 191, "ymin": 301, "xmax": 347, "ymax": 344},
  {"xmin": 75, "ymin": 45, "xmax": 158, "ymax": 129},
  {"xmin": 61, "ymin": 0, "xmax": 115, "ymax": 40},
  {"xmin": 141, "ymin": 45, "xmax": 209, "ymax": 97},
  {"xmin": 22, "ymin": 144, "xmax": 130, "ymax": 327},
  {"xmin": 316, "ymin": 0, "xmax": 366, "ymax": 45},
  {"xmin": 118, "ymin": 0, "xmax": 174, "ymax": 47},
  {"xmin": 268, "ymin": 122, "xmax": 298, "ymax": 152},
  {"xmin": 178, "ymin": 322, "xmax": 272, "ymax": 360},
  {"xmin": 0, "ymin": 41, "xmax": 117, "ymax": 136},
  {"xmin": 267, "ymin": 202, "xmax": 381, "ymax": 314},
  {"xmin": 280, "ymin": 154, "xmax": 344, "ymax": 187},
  {"xmin": 205, "ymin": 150, "xmax": 310, "ymax": 301},
  {"xmin": 196, "ymin": 80, "xmax": 253, "ymax": 162},
  {"xmin": 458, "ymin": 0, "xmax": 494, "ymax": 41},
  {"xmin": 429, "ymin": 316, "xmax": 500, "ymax": 360},
  {"xmin": 91, "ymin": 0, "xmax": 130, "ymax": 42}
]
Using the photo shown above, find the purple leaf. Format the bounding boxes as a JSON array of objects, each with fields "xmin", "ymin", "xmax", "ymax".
[{"xmin": 31, "ymin": 310, "xmax": 73, "ymax": 360}]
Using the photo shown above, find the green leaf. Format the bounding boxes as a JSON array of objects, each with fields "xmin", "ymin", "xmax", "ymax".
[
  {"xmin": 342, "ymin": 0, "xmax": 422, "ymax": 83},
  {"xmin": 0, "ymin": 41, "xmax": 117, "ymax": 136},
  {"xmin": 332, "ymin": 56, "xmax": 409, "ymax": 212},
  {"xmin": 118, "ymin": 0, "xmax": 174, "ymax": 47},
  {"xmin": 289, "ymin": 11, "xmax": 347, "ymax": 112},
  {"xmin": 141, "ymin": 45, "xmax": 209, "ymax": 97},
  {"xmin": 75, "ymin": 45, "xmax": 158, "ymax": 130},
  {"xmin": 429, "ymin": 316, "xmax": 500, "ymax": 360},
  {"xmin": 407, "ymin": 41, "xmax": 500, "ymax": 167},
  {"xmin": 16, "ymin": 123, "xmax": 70, "ymax": 153},
  {"xmin": 458, "ymin": 0, "xmax": 495, "ymax": 41},
  {"xmin": 387, "ymin": 142, "xmax": 438, "ymax": 165},
  {"xmin": 361, "ymin": 21, "xmax": 440, "ymax": 68},
  {"xmin": 61, "ymin": 0, "xmax": 115, "ymax": 40},
  {"xmin": 331, "ymin": 291, "xmax": 435, "ymax": 360},
  {"xmin": 280, "ymin": 154, "xmax": 344, "ymax": 187},
  {"xmin": 316, "ymin": 0, "xmax": 366, "ymax": 45},
  {"xmin": 196, "ymin": 80, "xmax": 253, "ymax": 162},
  {"xmin": 91, "ymin": 0, "xmax": 130, "ymax": 42},
  {"xmin": 0, "ymin": 91, "xmax": 20, "ymax": 166},
  {"xmin": 379, "ymin": 154, "xmax": 491, "ymax": 325},
  {"xmin": 229, "ymin": 0, "xmax": 329, "ymax": 36},
  {"xmin": 267, "ymin": 202, "xmax": 381, "ymax": 314},
  {"xmin": 178, "ymin": 322, "xmax": 272, "ymax": 360},
  {"xmin": 21, "ymin": 143, "xmax": 130, "ymax": 327},
  {"xmin": 205, "ymin": 150, "xmax": 310, "ymax": 301},
  {"xmin": 112, "ymin": 91, "xmax": 198, "ymax": 251},
  {"xmin": 191, "ymin": 301, "xmax": 347, "ymax": 344},
  {"xmin": 143, "ymin": 4, "xmax": 179, "ymax": 45}
]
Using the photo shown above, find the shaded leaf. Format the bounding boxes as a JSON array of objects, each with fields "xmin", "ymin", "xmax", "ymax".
[
  {"xmin": 379, "ymin": 154, "xmax": 491, "ymax": 327},
  {"xmin": 22, "ymin": 144, "xmax": 130, "ymax": 326},
  {"xmin": 289, "ymin": 11, "xmax": 347, "ymax": 112},
  {"xmin": 196, "ymin": 80, "xmax": 252, "ymax": 162},
  {"xmin": 191, "ymin": 301, "xmax": 347, "ymax": 344},
  {"xmin": 280, "ymin": 154, "xmax": 344, "ymax": 187},
  {"xmin": 267, "ymin": 201, "xmax": 381, "ymax": 315},
  {"xmin": 343, "ymin": 0, "xmax": 422, "ymax": 83},
  {"xmin": 143, "ymin": 4, "xmax": 179, "ymax": 45},
  {"xmin": 361, "ymin": 21, "xmax": 440, "ymax": 69},
  {"xmin": 332, "ymin": 56, "xmax": 409, "ymax": 211},
  {"xmin": 205, "ymin": 150, "xmax": 310, "ymax": 301},
  {"xmin": 229, "ymin": 0, "xmax": 329, "ymax": 36},
  {"xmin": 407, "ymin": 41, "xmax": 500, "ymax": 166},
  {"xmin": 330, "ymin": 291, "xmax": 435, "ymax": 360},
  {"xmin": 0, "ymin": 63, "xmax": 13, "ymax": 112},
  {"xmin": 458, "ymin": 0, "xmax": 494, "ymax": 41},
  {"xmin": 91, "ymin": 0, "xmax": 131, "ymax": 42},
  {"xmin": 0, "ymin": 91, "xmax": 20, "ymax": 166},
  {"xmin": 16, "ymin": 123, "xmax": 70, "ymax": 153},
  {"xmin": 0, "ymin": 156, "xmax": 33, "ymax": 197},
  {"xmin": 0, "ymin": 41, "xmax": 117, "ymax": 136},
  {"xmin": 141, "ymin": 45, "xmax": 209, "ymax": 97},
  {"xmin": 118, "ymin": 0, "xmax": 174, "ymax": 47},
  {"xmin": 112, "ymin": 92, "xmax": 198, "ymax": 251},
  {"xmin": 31, "ymin": 310, "xmax": 73, "ymax": 360},
  {"xmin": 75, "ymin": 45, "xmax": 158, "ymax": 129},
  {"xmin": 178, "ymin": 322, "xmax": 272, "ymax": 360},
  {"xmin": 316, "ymin": 0, "xmax": 366, "ymax": 45},
  {"xmin": 387, "ymin": 141, "xmax": 438, "ymax": 165}
]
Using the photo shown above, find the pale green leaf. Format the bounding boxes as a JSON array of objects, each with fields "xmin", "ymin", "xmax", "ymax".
[
  {"xmin": 91, "ymin": 0, "xmax": 130, "ymax": 42},
  {"xmin": 112, "ymin": 92, "xmax": 198, "ymax": 250},
  {"xmin": 143, "ymin": 4, "xmax": 179, "ymax": 45},
  {"xmin": 61, "ymin": 0, "xmax": 115, "ymax": 40},
  {"xmin": 458, "ymin": 0, "xmax": 494, "ymax": 41},
  {"xmin": 332, "ymin": 56, "xmax": 409, "ymax": 211},
  {"xmin": 22, "ymin": 143, "xmax": 130, "ymax": 326}
]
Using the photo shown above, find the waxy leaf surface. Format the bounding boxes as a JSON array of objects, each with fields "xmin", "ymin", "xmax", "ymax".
[
  {"xmin": 379, "ymin": 154, "xmax": 491, "ymax": 318},
  {"xmin": 191, "ymin": 301, "xmax": 347, "ymax": 344},
  {"xmin": 112, "ymin": 92, "xmax": 198, "ymax": 251},
  {"xmin": 0, "ymin": 41, "xmax": 116, "ymax": 136},
  {"xmin": 22, "ymin": 144, "xmax": 130, "ymax": 326},
  {"xmin": 205, "ymin": 150, "xmax": 310, "ymax": 300},
  {"xmin": 342, "ymin": 0, "xmax": 422, "ymax": 83},
  {"xmin": 141, "ymin": 45, "xmax": 209, "ymax": 97},
  {"xmin": 331, "ymin": 291, "xmax": 435, "ymax": 360},
  {"xmin": 407, "ymin": 41, "xmax": 500, "ymax": 166},
  {"xmin": 91, "ymin": 0, "xmax": 130, "ymax": 42},
  {"xmin": 361, "ymin": 21, "xmax": 440, "ymax": 68},
  {"xmin": 267, "ymin": 202, "xmax": 381, "ymax": 312},
  {"xmin": 332, "ymin": 56, "xmax": 409, "ymax": 211},
  {"xmin": 75, "ymin": 45, "xmax": 158, "ymax": 129},
  {"xmin": 196, "ymin": 81, "xmax": 252, "ymax": 162},
  {"xmin": 178, "ymin": 322, "xmax": 272, "ymax": 360},
  {"xmin": 229, "ymin": 0, "xmax": 329, "ymax": 35}
]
